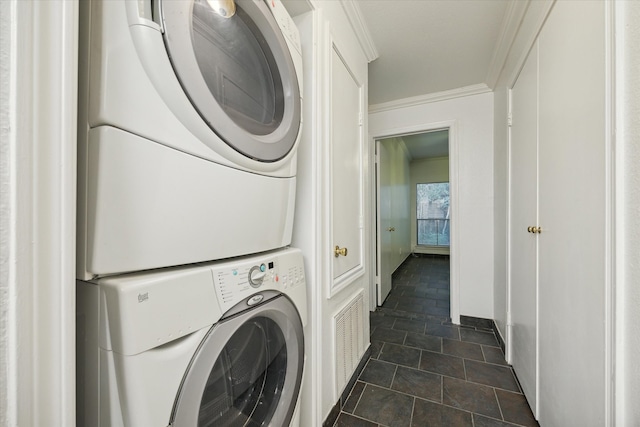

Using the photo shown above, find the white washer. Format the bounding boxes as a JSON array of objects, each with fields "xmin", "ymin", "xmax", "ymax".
[
  {"xmin": 77, "ymin": 247, "xmax": 307, "ymax": 427},
  {"xmin": 77, "ymin": 0, "xmax": 304, "ymax": 279}
]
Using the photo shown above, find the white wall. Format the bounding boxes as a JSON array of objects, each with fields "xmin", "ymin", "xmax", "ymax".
[
  {"xmin": 616, "ymin": 1, "xmax": 640, "ymax": 424},
  {"xmin": 410, "ymin": 156, "xmax": 449, "ymax": 253},
  {"xmin": 370, "ymin": 92, "xmax": 494, "ymax": 320}
]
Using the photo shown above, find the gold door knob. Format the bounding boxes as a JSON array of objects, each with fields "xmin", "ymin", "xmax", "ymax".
[{"xmin": 334, "ymin": 246, "xmax": 348, "ymax": 257}]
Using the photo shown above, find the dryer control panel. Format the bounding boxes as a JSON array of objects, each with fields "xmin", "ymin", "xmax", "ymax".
[{"xmin": 211, "ymin": 248, "xmax": 305, "ymax": 314}]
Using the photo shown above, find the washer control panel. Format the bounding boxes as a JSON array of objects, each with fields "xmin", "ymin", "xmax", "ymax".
[{"xmin": 211, "ymin": 248, "xmax": 305, "ymax": 312}]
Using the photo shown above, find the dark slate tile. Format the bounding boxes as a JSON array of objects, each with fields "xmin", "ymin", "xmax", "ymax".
[
  {"xmin": 369, "ymin": 340, "xmax": 383, "ymax": 360},
  {"xmin": 370, "ymin": 327, "xmax": 406, "ymax": 345},
  {"xmin": 419, "ymin": 350, "xmax": 466, "ymax": 380},
  {"xmin": 442, "ymin": 376, "xmax": 502, "ymax": 419},
  {"xmin": 378, "ymin": 343, "xmax": 421, "ymax": 368},
  {"xmin": 464, "ymin": 360, "xmax": 520, "ymax": 392},
  {"xmin": 423, "ymin": 305, "xmax": 451, "ymax": 317},
  {"xmin": 370, "ymin": 313, "xmax": 396, "ymax": 331},
  {"xmin": 460, "ymin": 315, "xmax": 494, "ymax": 330},
  {"xmin": 334, "ymin": 412, "xmax": 378, "ymax": 427},
  {"xmin": 411, "ymin": 398, "xmax": 473, "ymax": 427},
  {"xmin": 359, "ymin": 359, "xmax": 397, "ymax": 388},
  {"xmin": 442, "ymin": 339, "xmax": 484, "ymax": 361},
  {"xmin": 473, "ymin": 414, "xmax": 524, "ymax": 427},
  {"xmin": 353, "ymin": 384, "xmax": 413, "ymax": 427},
  {"xmin": 436, "ymin": 299, "xmax": 450, "ymax": 308},
  {"xmin": 393, "ymin": 318, "xmax": 426, "ymax": 334},
  {"xmin": 391, "ymin": 365, "xmax": 441, "ymax": 402},
  {"xmin": 427, "ymin": 280, "xmax": 449, "ymax": 290},
  {"xmin": 343, "ymin": 381, "xmax": 366, "ymax": 414},
  {"xmin": 460, "ymin": 328, "xmax": 500, "ymax": 347},
  {"xmin": 425, "ymin": 322, "xmax": 460, "ymax": 340},
  {"xmin": 495, "ymin": 389, "xmax": 539, "ymax": 427},
  {"xmin": 482, "ymin": 345, "xmax": 509, "ymax": 366},
  {"xmin": 404, "ymin": 332, "xmax": 442, "ymax": 352},
  {"xmin": 396, "ymin": 302, "xmax": 427, "ymax": 313}
]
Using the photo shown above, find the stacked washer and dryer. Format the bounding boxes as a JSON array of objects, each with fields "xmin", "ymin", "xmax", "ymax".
[{"xmin": 76, "ymin": 0, "xmax": 307, "ymax": 426}]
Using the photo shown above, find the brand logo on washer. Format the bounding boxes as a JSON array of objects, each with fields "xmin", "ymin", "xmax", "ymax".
[
  {"xmin": 138, "ymin": 292, "xmax": 149, "ymax": 303},
  {"xmin": 248, "ymin": 294, "xmax": 264, "ymax": 306}
]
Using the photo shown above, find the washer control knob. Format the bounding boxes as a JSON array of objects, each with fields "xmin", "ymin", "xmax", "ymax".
[{"xmin": 249, "ymin": 266, "xmax": 266, "ymax": 288}]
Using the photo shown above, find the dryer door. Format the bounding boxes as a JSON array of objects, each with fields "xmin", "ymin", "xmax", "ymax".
[
  {"xmin": 171, "ymin": 293, "xmax": 304, "ymax": 426},
  {"xmin": 161, "ymin": 0, "xmax": 301, "ymax": 162}
]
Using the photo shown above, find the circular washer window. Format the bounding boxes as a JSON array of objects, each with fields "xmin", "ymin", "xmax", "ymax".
[
  {"xmin": 170, "ymin": 294, "xmax": 304, "ymax": 426},
  {"xmin": 161, "ymin": 0, "xmax": 301, "ymax": 162}
]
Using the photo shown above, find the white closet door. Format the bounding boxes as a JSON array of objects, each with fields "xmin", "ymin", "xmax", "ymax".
[
  {"xmin": 537, "ymin": 1, "xmax": 607, "ymax": 425},
  {"xmin": 509, "ymin": 40, "xmax": 539, "ymax": 418},
  {"xmin": 377, "ymin": 141, "xmax": 392, "ymax": 305},
  {"xmin": 331, "ymin": 45, "xmax": 363, "ymax": 281}
]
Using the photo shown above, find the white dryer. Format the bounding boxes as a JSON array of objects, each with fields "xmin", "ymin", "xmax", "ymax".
[
  {"xmin": 77, "ymin": 247, "xmax": 307, "ymax": 427},
  {"xmin": 77, "ymin": 0, "xmax": 304, "ymax": 279}
]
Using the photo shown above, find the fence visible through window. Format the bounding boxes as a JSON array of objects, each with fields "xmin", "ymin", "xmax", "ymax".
[{"xmin": 417, "ymin": 183, "xmax": 450, "ymax": 247}]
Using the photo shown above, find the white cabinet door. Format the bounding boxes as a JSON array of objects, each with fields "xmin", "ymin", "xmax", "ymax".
[
  {"xmin": 537, "ymin": 1, "xmax": 607, "ymax": 425},
  {"xmin": 377, "ymin": 141, "xmax": 392, "ymax": 305},
  {"xmin": 331, "ymin": 46, "xmax": 363, "ymax": 283},
  {"xmin": 509, "ymin": 41, "xmax": 539, "ymax": 418}
]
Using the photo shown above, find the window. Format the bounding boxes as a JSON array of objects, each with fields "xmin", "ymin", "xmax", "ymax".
[{"xmin": 417, "ymin": 183, "xmax": 450, "ymax": 246}]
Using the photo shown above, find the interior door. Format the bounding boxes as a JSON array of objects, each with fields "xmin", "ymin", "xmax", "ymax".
[
  {"xmin": 509, "ymin": 41, "xmax": 539, "ymax": 418},
  {"xmin": 377, "ymin": 141, "xmax": 392, "ymax": 305},
  {"xmin": 331, "ymin": 46, "xmax": 362, "ymax": 281},
  {"xmin": 537, "ymin": 1, "xmax": 607, "ymax": 424}
]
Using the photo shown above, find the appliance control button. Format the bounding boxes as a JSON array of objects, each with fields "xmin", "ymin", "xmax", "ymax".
[{"xmin": 249, "ymin": 266, "xmax": 266, "ymax": 288}]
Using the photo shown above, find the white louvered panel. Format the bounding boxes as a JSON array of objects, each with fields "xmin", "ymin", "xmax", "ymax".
[{"xmin": 334, "ymin": 290, "xmax": 365, "ymax": 396}]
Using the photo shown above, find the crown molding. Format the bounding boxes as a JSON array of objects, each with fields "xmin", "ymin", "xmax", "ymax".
[
  {"xmin": 485, "ymin": 0, "xmax": 531, "ymax": 89},
  {"xmin": 369, "ymin": 83, "xmax": 492, "ymax": 114},
  {"xmin": 340, "ymin": 0, "xmax": 379, "ymax": 62}
]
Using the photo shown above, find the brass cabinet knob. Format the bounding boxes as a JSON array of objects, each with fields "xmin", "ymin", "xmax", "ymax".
[
  {"xmin": 387, "ymin": 227, "xmax": 395, "ymax": 232},
  {"xmin": 534, "ymin": 226, "xmax": 542, "ymax": 234},
  {"xmin": 334, "ymin": 246, "xmax": 348, "ymax": 257},
  {"xmin": 527, "ymin": 226, "xmax": 533, "ymax": 233}
]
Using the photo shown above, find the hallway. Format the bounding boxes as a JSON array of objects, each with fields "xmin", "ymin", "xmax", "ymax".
[{"xmin": 333, "ymin": 255, "xmax": 538, "ymax": 427}]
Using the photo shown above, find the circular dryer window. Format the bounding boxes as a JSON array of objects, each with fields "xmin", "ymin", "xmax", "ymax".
[
  {"xmin": 171, "ymin": 294, "xmax": 304, "ymax": 426},
  {"xmin": 161, "ymin": 0, "xmax": 301, "ymax": 162}
]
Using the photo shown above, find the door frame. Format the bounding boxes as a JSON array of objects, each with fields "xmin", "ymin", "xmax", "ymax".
[{"xmin": 370, "ymin": 120, "xmax": 460, "ymax": 324}]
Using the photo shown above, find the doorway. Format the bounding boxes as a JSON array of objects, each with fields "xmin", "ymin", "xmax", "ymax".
[{"xmin": 372, "ymin": 123, "xmax": 459, "ymax": 323}]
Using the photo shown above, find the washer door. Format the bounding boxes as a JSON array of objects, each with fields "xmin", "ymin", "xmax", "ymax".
[
  {"xmin": 161, "ymin": 0, "xmax": 301, "ymax": 162},
  {"xmin": 171, "ymin": 293, "xmax": 304, "ymax": 426}
]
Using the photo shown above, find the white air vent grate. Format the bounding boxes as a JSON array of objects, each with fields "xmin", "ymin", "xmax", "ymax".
[{"xmin": 334, "ymin": 290, "xmax": 365, "ymax": 395}]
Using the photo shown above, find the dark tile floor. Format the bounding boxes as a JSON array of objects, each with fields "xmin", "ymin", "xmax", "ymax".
[{"xmin": 333, "ymin": 255, "xmax": 539, "ymax": 427}]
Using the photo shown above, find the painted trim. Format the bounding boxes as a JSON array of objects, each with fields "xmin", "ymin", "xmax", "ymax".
[
  {"xmin": 504, "ymin": 0, "xmax": 555, "ymax": 89},
  {"xmin": 604, "ymin": 1, "xmax": 616, "ymax": 425},
  {"xmin": 339, "ymin": 0, "xmax": 379, "ymax": 62},
  {"xmin": 485, "ymin": 0, "xmax": 531, "ymax": 89},
  {"xmin": 369, "ymin": 84, "xmax": 492, "ymax": 114},
  {"xmin": 369, "ymin": 120, "xmax": 461, "ymax": 325},
  {"xmin": 2, "ymin": 0, "xmax": 78, "ymax": 425}
]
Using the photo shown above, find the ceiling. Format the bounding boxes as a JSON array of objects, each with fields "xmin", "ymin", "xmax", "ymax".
[
  {"xmin": 400, "ymin": 130, "xmax": 449, "ymax": 159},
  {"xmin": 355, "ymin": 0, "xmax": 512, "ymax": 106}
]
